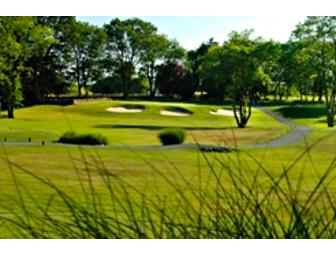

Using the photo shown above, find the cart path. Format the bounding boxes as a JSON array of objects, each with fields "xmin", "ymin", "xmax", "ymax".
[{"xmin": 248, "ymin": 107, "xmax": 312, "ymax": 148}]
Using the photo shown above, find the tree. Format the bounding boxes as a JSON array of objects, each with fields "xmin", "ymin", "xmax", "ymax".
[
  {"xmin": 200, "ymin": 30, "xmax": 270, "ymax": 127},
  {"xmin": 22, "ymin": 17, "xmax": 76, "ymax": 105},
  {"xmin": 0, "ymin": 17, "xmax": 54, "ymax": 118},
  {"xmin": 163, "ymin": 39, "xmax": 186, "ymax": 63},
  {"xmin": 68, "ymin": 21, "xmax": 107, "ymax": 97},
  {"xmin": 198, "ymin": 45, "xmax": 229, "ymax": 99},
  {"xmin": 187, "ymin": 38, "xmax": 218, "ymax": 94},
  {"xmin": 140, "ymin": 34, "xmax": 170, "ymax": 97},
  {"xmin": 292, "ymin": 16, "xmax": 335, "ymax": 127},
  {"xmin": 156, "ymin": 61, "xmax": 195, "ymax": 98},
  {"xmin": 224, "ymin": 31, "xmax": 271, "ymax": 128},
  {"xmin": 104, "ymin": 18, "xmax": 158, "ymax": 98}
]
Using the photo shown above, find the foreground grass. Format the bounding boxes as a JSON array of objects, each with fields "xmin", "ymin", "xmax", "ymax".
[
  {"xmin": 0, "ymin": 100, "xmax": 287, "ymax": 146},
  {"xmin": 0, "ymin": 100, "xmax": 335, "ymax": 238},
  {"xmin": 0, "ymin": 130, "xmax": 336, "ymax": 238}
]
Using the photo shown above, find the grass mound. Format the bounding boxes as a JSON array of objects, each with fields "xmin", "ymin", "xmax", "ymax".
[
  {"xmin": 57, "ymin": 131, "xmax": 108, "ymax": 145},
  {"xmin": 158, "ymin": 128, "xmax": 186, "ymax": 145}
]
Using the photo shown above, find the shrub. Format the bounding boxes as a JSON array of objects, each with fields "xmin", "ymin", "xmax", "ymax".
[
  {"xmin": 158, "ymin": 128, "xmax": 186, "ymax": 145},
  {"xmin": 58, "ymin": 131, "xmax": 108, "ymax": 145}
]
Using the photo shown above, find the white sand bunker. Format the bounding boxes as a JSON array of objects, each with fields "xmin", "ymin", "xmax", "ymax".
[
  {"xmin": 210, "ymin": 109, "xmax": 235, "ymax": 116},
  {"xmin": 160, "ymin": 110, "xmax": 191, "ymax": 117},
  {"xmin": 106, "ymin": 107, "xmax": 144, "ymax": 113}
]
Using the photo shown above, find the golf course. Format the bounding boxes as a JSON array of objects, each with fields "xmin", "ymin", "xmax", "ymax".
[
  {"xmin": 1, "ymin": 16, "xmax": 336, "ymax": 239},
  {"xmin": 0, "ymin": 99, "xmax": 335, "ymax": 238}
]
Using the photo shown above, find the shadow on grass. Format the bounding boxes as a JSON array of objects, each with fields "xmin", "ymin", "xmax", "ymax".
[
  {"xmin": 275, "ymin": 105, "xmax": 326, "ymax": 119},
  {"xmin": 93, "ymin": 124, "xmax": 231, "ymax": 130}
]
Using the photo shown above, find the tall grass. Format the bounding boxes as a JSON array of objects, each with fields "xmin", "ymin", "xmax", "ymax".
[{"xmin": 1, "ymin": 137, "xmax": 336, "ymax": 238}]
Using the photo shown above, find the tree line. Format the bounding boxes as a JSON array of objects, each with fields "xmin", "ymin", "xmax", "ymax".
[{"xmin": 0, "ymin": 16, "xmax": 335, "ymax": 128}]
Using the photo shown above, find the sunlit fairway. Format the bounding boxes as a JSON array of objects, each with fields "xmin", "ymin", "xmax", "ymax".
[{"xmin": 0, "ymin": 100, "xmax": 287, "ymax": 146}]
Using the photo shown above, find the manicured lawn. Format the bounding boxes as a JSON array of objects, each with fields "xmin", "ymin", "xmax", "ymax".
[
  {"xmin": 269, "ymin": 103, "xmax": 336, "ymax": 129},
  {"xmin": 0, "ymin": 100, "xmax": 287, "ymax": 146}
]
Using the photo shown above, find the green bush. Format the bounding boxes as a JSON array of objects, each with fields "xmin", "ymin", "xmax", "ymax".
[
  {"xmin": 158, "ymin": 128, "xmax": 185, "ymax": 145},
  {"xmin": 58, "ymin": 131, "xmax": 108, "ymax": 145}
]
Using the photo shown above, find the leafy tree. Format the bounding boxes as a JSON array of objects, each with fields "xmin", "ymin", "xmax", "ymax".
[
  {"xmin": 292, "ymin": 16, "xmax": 336, "ymax": 127},
  {"xmin": 253, "ymin": 40, "xmax": 284, "ymax": 102},
  {"xmin": 163, "ymin": 39, "xmax": 186, "ymax": 63},
  {"xmin": 104, "ymin": 18, "xmax": 157, "ymax": 98},
  {"xmin": 224, "ymin": 31, "xmax": 271, "ymax": 128},
  {"xmin": 68, "ymin": 21, "xmax": 107, "ymax": 97},
  {"xmin": 0, "ymin": 17, "xmax": 54, "ymax": 118},
  {"xmin": 140, "ymin": 34, "xmax": 170, "ymax": 97},
  {"xmin": 201, "ymin": 31, "xmax": 270, "ymax": 127},
  {"xmin": 25, "ymin": 17, "xmax": 74, "ymax": 100},
  {"xmin": 22, "ymin": 16, "xmax": 76, "ymax": 105},
  {"xmin": 156, "ymin": 61, "xmax": 195, "ymax": 98},
  {"xmin": 92, "ymin": 74, "xmax": 146, "ymax": 95},
  {"xmin": 187, "ymin": 38, "xmax": 218, "ymax": 93},
  {"xmin": 199, "ymin": 45, "xmax": 229, "ymax": 99},
  {"xmin": 177, "ymin": 72, "xmax": 196, "ymax": 99}
]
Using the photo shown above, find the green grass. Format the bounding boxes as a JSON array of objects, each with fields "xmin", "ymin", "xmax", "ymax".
[
  {"xmin": 0, "ymin": 100, "xmax": 287, "ymax": 146},
  {"xmin": 269, "ymin": 103, "xmax": 336, "ymax": 129},
  {"xmin": 0, "ymin": 100, "xmax": 335, "ymax": 238},
  {"xmin": 0, "ymin": 131, "xmax": 336, "ymax": 237}
]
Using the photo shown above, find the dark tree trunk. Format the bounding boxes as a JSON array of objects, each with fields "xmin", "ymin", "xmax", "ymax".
[
  {"xmin": 233, "ymin": 96, "xmax": 252, "ymax": 128},
  {"xmin": 279, "ymin": 93, "xmax": 283, "ymax": 102},
  {"xmin": 148, "ymin": 62, "xmax": 156, "ymax": 98},
  {"xmin": 318, "ymin": 86, "xmax": 323, "ymax": 103},
  {"xmin": 274, "ymin": 88, "xmax": 277, "ymax": 103},
  {"xmin": 327, "ymin": 113, "xmax": 334, "ymax": 127},
  {"xmin": 299, "ymin": 89, "xmax": 303, "ymax": 102},
  {"xmin": 123, "ymin": 76, "xmax": 130, "ymax": 99},
  {"xmin": 7, "ymin": 104, "xmax": 14, "ymax": 119},
  {"xmin": 327, "ymin": 85, "xmax": 336, "ymax": 127},
  {"xmin": 77, "ymin": 75, "xmax": 82, "ymax": 97}
]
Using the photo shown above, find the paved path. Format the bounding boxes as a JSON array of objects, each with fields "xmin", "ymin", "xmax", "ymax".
[
  {"xmin": 248, "ymin": 107, "xmax": 312, "ymax": 148},
  {"xmin": 0, "ymin": 107, "xmax": 312, "ymax": 150},
  {"xmin": 0, "ymin": 141, "xmax": 203, "ymax": 151}
]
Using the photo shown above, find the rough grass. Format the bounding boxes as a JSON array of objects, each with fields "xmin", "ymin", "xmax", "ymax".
[{"xmin": 0, "ymin": 131, "xmax": 336, "ymax": 237}]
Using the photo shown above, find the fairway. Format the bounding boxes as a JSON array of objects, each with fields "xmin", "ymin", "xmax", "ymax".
[{"xmin": 0, "ymin": 100, "xmax": 287, "ymax": 147}]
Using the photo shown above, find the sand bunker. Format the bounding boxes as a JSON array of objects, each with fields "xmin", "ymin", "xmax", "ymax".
[
  {"xmin": 106, "ymin": 107, "xmax": 144, "ymax": 113},
  {"xmin": 160, "ymin": 110, "xmax": 191, "ymax": 117},
  {"xmin": 210, "ymin": 109, "xmax": 235, "ymax": 116}
]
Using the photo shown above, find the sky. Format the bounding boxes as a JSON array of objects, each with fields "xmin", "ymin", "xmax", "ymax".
[{"xmin": 77, "ymin": 16, "xmax": 307, "ymax": 50}]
